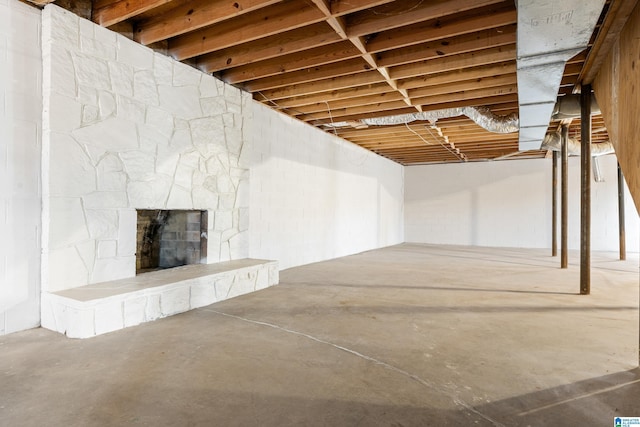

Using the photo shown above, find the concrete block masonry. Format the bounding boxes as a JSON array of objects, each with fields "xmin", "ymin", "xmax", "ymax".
[
  {"xmin": 41, "ymin": 259, "xmax": 278, "ymax": 338},
  {"xmin": 0, "ymin": 0, "xmax": 43, "ymax": 334}
]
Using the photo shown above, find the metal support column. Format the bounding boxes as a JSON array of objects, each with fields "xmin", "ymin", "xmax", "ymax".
[
  {"xmin": 552, "ymin": 151, "xmax": 558, "ymax": 257},
  {"xmin": 580, "ymin": 85, "xmax": 592, "ymax": 295},
  {"xmin": 617, "ymin": 163, "xmax": 626, "ymax": 260},
  {"xmin": 561, "ymin": 125, "xmax": 569, "ymax": 269}
]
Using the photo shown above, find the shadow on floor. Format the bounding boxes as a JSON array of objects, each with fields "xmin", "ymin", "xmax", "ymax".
[
  {"xmin": 293, "ymin": 281, "xmax": 578, "ymax": 296},
  {"xmin": 477, "ymin": 367, "xmax": 640, "ymax": 425}
]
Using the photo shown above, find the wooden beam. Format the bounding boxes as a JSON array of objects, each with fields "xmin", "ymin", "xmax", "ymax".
[
  {"xmin": 377, "ymin": 144, "xmax": 518, "ymax": 155},
  {"xmin": 290, "ymin": 91, "xmax": 405, "ymax": 115},
  {"xmin": 220, "ymin": 41, "xmax": 361, "ymax": 84},
  {"xmin": 375, "ymin": 25, "xmax": 516, "ymax": 68},
  {"xmin": 310, "ymin": 95, "xmax": 518, "ymax": 125},
  {"xmin": 336, "ymin": 123, "xmax": 519, "ymax": 140},
  {"xmin": 297, "ymin": 99, "xmax": 410, "ymax": 121},
  {"xmin": 309, "ymin": 106, "xmax": 419, "ymax": 125},
  {"xmin": 134, "ymin": 0, "xmax": 281, "ymax": 45},
  {"xmin": 248, "ymin": 67, "xmax": 383, "ymax": 97},
  {"xmin": 412, "ymin": 84, "xmax": 517, "ymax": 107},
  {"xmin": 92, "ymin": 0, "xmax": 173, "ymax": 27},
  {"xmin": 367, "ymin": 6, "xmax": 516, "ymax": 53},
  {"xmin": 309, "ymin": 0, "xmax": 349, "ymax": 38},
  {"xmin": 168, "ymin": 1, "xmax": 325, "ymax": 61},
  {"xmin": 350, "ymin": 133, "xmax": 517, "ymax": 146},
  {"xmin": 330, "ymin": 0, "xmax": 396, "ymax": 16},
  {"xmin": 346, "ymin": 0, "xmax": 506, "ymax": 38},
  {"xmin": 196, "ymin": 23, "xmax": 340, "ymax": 73},
  {"xmin": 334, "ymin": 119, "xmax": 491, "ymax": 136},
  {"xmin": 242, "ymin": 58, "xmax": 375, "ymax": 92},
  {"xmin": 398, "ymin": 61, "xmax": 515, "ymax": 90},
  {"xmin": 581, "ymin": 0, "xmax": 639, "ymax": 85},
  {"xmin": 389, "ymin": 44, "xmax": 516, "ymax": 80},
  {"xmin": 419, "ymin": 93, "xmax": 518, "ymax": 112},
  {"xmin": 271, "ymin": 83, "xmax": 391, "ymax": 109},
  {"xmin": 408, "ymin": 74, "xmax": 517, "ymax": 98}
]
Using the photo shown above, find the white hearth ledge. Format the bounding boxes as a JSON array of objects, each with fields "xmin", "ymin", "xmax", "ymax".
[{"xmin": 41, "ymin": 259, "xmax": 278, "ymax": 338}]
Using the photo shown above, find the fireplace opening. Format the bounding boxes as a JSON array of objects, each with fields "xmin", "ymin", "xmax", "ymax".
[{"xmin": 136, "ymin": 210, "xmax": 208, "ymax": 274}]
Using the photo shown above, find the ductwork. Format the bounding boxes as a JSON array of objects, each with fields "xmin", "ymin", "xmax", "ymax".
[
  {"xmin": 540, "ymin": 132, "xmax": 614, "ymax": 156},
  {"xmin": 360, "ymin": 106, "xmax": 519, "ymax": 133},
  {"xmin": 516, "ymin": 0, "xmax": 606, "ymax": 151},
  {"xmin": 541, "ymin": 132, "xmax": 613, "ymax": 182},
  {"xmin": 551, "ymin": 94, "xmax": 601, "ymax": 120}
]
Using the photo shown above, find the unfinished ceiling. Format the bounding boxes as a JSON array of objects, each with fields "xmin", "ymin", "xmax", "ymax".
[{"xmin": 44, "ymin": 0, "xmax": 621, "ymax": 165}]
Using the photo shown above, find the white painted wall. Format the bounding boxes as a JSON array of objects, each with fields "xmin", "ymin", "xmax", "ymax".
[
  {"xmin": 405, "ymin": 155, "xmax": 639, "ymax": 252},
  {"xmin": 249, "ymin": 103, "xmax": 404, "ymax": 270},
  {"xmin": 41, "ymin": 5, "xmax": 250, "ymax": 292},
  {"xmin": 0, "ymin": 0, "xmax": 42, "ymax": 334}
]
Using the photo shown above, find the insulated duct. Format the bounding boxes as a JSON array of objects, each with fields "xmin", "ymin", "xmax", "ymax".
[
  {"xmin": 360, "ymin": 106, "xmax": 519, "ymax": 134},
  {"xmin": 551, "ymin": 94, "xmax": 601, "ymax": 120},
  {"xmin": 541, "ymin": 132, "xmax": 612, "ymax": 182},
  {"xmin": 540, "ymin": 132, "xmax": 614, "ymax": 157}
]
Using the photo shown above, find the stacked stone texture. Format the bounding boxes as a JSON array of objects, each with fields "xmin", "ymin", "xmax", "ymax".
[{"xmin": 42, "ymin": 5, "xmax": 250, "ymax": 292}]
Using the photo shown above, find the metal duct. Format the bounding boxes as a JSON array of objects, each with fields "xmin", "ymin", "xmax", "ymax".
[
  {"xmin": 540, "ymin": 132, "xmax": 614, "ymax": 157},
  {"xmin": 515, "ymin": 0, "xmax": 606, "ymax": 151},
  {"xmin": 360, "ymin": 106, "xmax": 519, "ymax": 133},
  {"xmin": 551, "ymin": 94, "xmax": 601, "ymax": 120}
]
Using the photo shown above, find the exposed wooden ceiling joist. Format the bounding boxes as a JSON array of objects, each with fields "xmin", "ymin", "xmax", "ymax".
[{"xmin": 61, "ymin": 0, "xmax": 617, "ymax": 165}]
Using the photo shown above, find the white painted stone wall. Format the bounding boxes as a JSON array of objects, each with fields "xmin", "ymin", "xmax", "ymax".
[
  {"xmin": 42, "ymin": 5, "xmax": 250, "ymax": 292},
  {"xmin": 42, "ymin": 259, "xmax": 278, "ymax": 338},
  {"xmin": 405, "ymin": 155, "xmax": 640, "ymax": 251},
  {"xmin": 0, "ymin": 0, "xmax": 42, "ymax": 335},
  {"xmin": 249, "ymin": 102, "xmax": 405, "ymax": 270}
]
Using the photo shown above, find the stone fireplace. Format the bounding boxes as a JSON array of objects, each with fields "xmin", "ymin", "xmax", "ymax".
[
  {"xmin": 40, "ymin": 5, "xmax": 252, "ymax": 293},
  {"xmin": 38, "ymin": 5, "xmax": 277, "ymax": 338},
  {"xmin": 136, "ymin": 210, "xmax": 208, "ymax": 274}
]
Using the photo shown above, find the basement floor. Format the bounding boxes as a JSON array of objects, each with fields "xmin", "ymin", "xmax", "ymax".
[{"xmin": 1, "ymin": 244, "xmax": 639, "ymax": 426}]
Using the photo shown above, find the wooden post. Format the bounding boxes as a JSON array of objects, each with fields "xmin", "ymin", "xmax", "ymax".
[
  {"xmin": 552, "ymin": 151, "xmax": 558, "ymax": 257},
  {"xmin": 617, "ymin": 163, "xmax": 626, "ymax": 260},
  {"xmin": 561, "ymin": 125, "xmax": 569, "ymax": 269},
  {"xmin": 580, "ymin": 85, "xmax": 591, "ymax": 295}
]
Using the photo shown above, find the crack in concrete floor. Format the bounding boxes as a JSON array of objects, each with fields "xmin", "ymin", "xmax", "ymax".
[{"xmin": 205, "ymin": 308, "xmax": 506, "ymax": 427}]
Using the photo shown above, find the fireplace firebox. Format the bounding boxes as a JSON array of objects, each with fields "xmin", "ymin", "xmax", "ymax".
[{"xmin": 136, "ymin": 210, "xmax": 208, "ymax": 274}]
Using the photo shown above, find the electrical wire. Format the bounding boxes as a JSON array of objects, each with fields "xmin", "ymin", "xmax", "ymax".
[
  {"xmin": 404, "ymin": 121, "xmax": 464, "ymax": 161},
  {"xmin": 422, "ymin": 124, "xmax": 466, "ymax": 162},
  {"xmin": 370, "ymin": 0, "xmax": 425, "ymax": 16},
  {"xmin": 404, "ymin": 122, "xmax": 433, "ymax": 145},
  {"xmin": 324, "ymin": 101, "xmax": 339, "ymax": 137},
  {"xmin": 256, "ymin": 91, "xmax": 308, "ymax": 117}
]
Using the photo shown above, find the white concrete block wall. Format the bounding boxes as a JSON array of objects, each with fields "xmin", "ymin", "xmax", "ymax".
[
  {"xmin": 249, "ymin": 103, "xmax": 404, "ymax": 270},
  {"xmin": 0, "ymin": 0, "xmax": 42, "ymax": 334},
  {"xmin": 405, "ymin": 155, "xmax": 639, "ymax": 251},
  {"xmin": 41, "ymin": 5, "xmax": 250, "ymax": 292}
]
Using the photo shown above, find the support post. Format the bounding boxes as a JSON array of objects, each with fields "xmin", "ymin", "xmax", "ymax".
[
  {"xmin": 561, "ymin": 125, "xmax": 569, "ymax": 269},
  {"xmin": 617, "ymin": 163, "xmax": 626, "ymax": 260},
  {"xmin": 580, "ymin": 85, "xmax": 592, "ymax": 295},
  {"xmin": 552, "ymin": 151, "xmax": 558, "ymax": 257}
]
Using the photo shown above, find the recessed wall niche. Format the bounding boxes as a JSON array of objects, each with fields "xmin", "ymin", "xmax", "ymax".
[{"xmin": 136, "ymin": 210, "xmax": 208, "ymax": 274}]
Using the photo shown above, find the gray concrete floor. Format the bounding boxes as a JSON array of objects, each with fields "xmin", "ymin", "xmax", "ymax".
[{"xmin": 1, "ymin": 244, "xmax": 639, "ymax": 426}]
